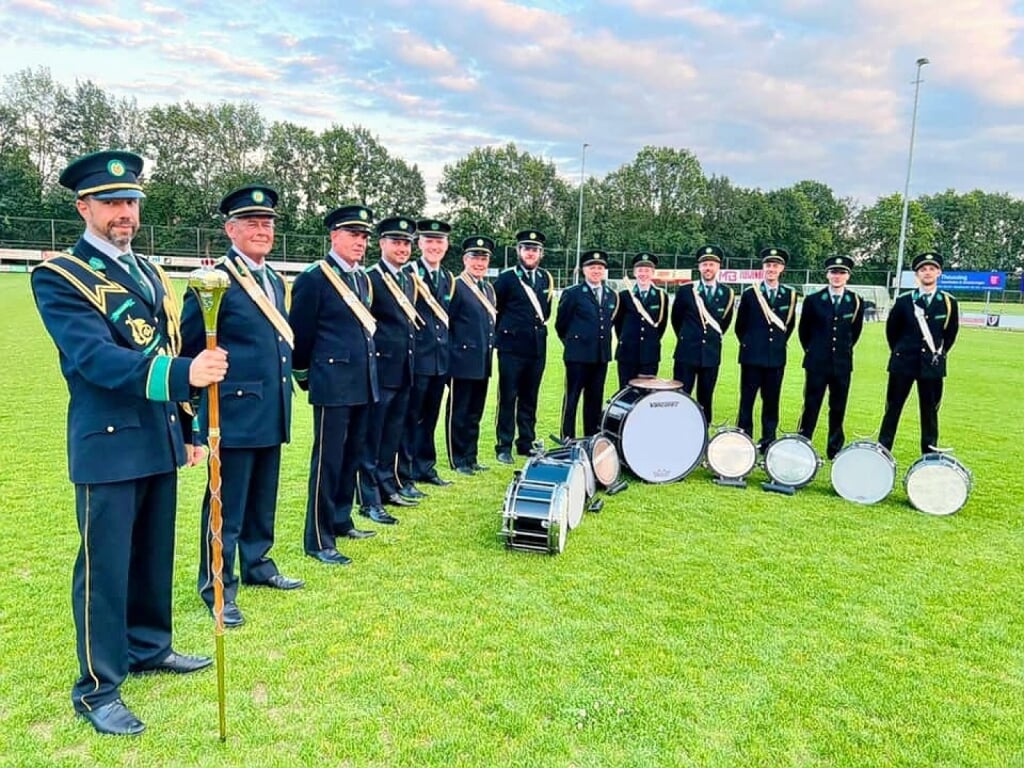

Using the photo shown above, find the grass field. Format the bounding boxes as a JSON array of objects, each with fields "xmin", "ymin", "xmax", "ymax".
[{"xmin": 0, "ymin": 272, "xmax": 1022, "ymax": 767}]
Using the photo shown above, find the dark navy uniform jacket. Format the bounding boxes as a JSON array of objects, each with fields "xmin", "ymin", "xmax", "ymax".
[
  {"xmin": 180, "ymin": 249, "xmax": 292, "ymax": 448},
  {"xmin": 368, "ymin": 261, "xmax": 417, "ymax": 388},
  {"xmin": 289, "ymin": 258, "xmax": 379, "ymax": 406},
  {"xmin": 31, "ymin": 238, "xmax": 191, "ymax": 483},
  {"xmin": 494, "ymin": 265, "xmax": 553, "ymax": 359},
  {"xmin": 448, "ymin": 274, "xmax": 496, "ymax": 380},
  {"xmin": 555, "ymin": 282, "xmax": 620, "ymax": 364},
  {"xmin": 735, "ymin": 283, "xmax": 797, "ymax": 368},
  {"xmin": 885, "ymin": 289, "xmax": 959, "ymax": 379},
  {"xmin": 798, "ymin": 288, "xmax": 864, "ymax": 375},
  {"xmin": 672, "ymin": 282, "xmax": 735, "ymax": 368},
  {"xmin": 404, "ymin": 259, "xmax": 454, "ymax": 377},
  {"xmin": 614, "ymin": 284, "xmax": 668, "ymax": 365}
]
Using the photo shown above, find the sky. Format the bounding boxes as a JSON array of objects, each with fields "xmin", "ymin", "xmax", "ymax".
[{"xmin": 3, "ymin": 0, "xmax": 1024, "ymax": 210}]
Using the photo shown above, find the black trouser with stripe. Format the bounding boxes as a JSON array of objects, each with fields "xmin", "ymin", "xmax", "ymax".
[
  {"xmin": 496, "ymin": 353, "xmax": 546, "ymax": 456},
  {"xmin": 562, "ymin": 361, "xmax": 609, "ymax": 439},
  {"xmin": 305, "ymin": 404, "xmax": 370, "ymax": 555},
  {"xmin": 674, "ymin": 362, "xmax": 720, "ymax": 426},
  {"xmin": 797, "ymin": 369, "xmax": 851, "ymax": 460},
  {"xmin": 738, "ymin": 364, "xmax": 785, "ymax": 450},
  {"xmin": 360, "ymin": 386, "xmax": 410, "ymax": 501},
  {"xmin": 198, "ymin": 445, "xmax": 281, "ymax": 611},
  {"xmin": 399, "ymin": 373, "xmax": 448, "ymax": 483},
  {"xmin": 72, "ymin": 473, "xmax": 176, "ymax": 713},
  {"xmin": 447, "ymin": 377, "xmax": 489, "ymax": 469},
  {"xmin": 878, "ymin": 372, "xmax": 943, "ymax": 455}
]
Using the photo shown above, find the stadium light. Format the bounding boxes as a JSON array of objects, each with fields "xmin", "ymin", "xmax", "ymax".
[
  {"xmin": 893, "ymin": 57, "xmax": 930, "ymax": 298},
  {"xmin": 573, "ymin": 142, "xmax": 589, "ymax": 285}
]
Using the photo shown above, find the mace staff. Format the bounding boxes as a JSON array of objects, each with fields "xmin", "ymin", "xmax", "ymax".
[{"xmin": 188, "ymin": 265, "xmax": 230, "ymax": 742}]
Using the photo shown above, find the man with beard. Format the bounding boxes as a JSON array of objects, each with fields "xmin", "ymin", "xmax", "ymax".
[
  {"xmin": 398, "ymin": 218, "xmax": 455, "ymax": 488},
  {"xmin": 358, "ymin": 216, "xmax": 421, "ymax": 521},
  {"xmin": 735, "ymin": 247, "xmax": 796, "ymax": 452},
  {"xmin": 32, "ymin": 150, "xmax": 223, "ymax": 735},
  {"xmin": 180, "ymin": 184, "xmax": 304, "ymax": 630},
  {"xmin": 556, "ymin": 250, "xmax": 619, "ymax": 439},
  {"xmin": 290, "ymin": 204, "xmax": 379, "ymax": 566},
  {"xmin": 878, "ymin": 251, "xmax": 960, "ymax": 454},
  {"xmin": 446, "ymin": 236, "xmax": 497, "ymax": 474},
  {"xmin": 796, "ymin": 255, "xmax": 865, "ymax": 459},
  {"xmin": 614, "ymin": 252, "xmax": 669, "ymax": 389},
  {"xmin": 494, "ymin": 229, "xmax": 553, "ymax": 464},
  {"xmin": 671, "ymin": 245, "xmax": 735, "ymax": 426}
]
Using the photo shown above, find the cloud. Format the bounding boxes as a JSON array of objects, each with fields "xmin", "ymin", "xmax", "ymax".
[{"xmin": 159, "ymin": 42, "xmax": 280, "ymax": 81}]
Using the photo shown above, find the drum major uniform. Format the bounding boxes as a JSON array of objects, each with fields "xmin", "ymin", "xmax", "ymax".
[{"xmin": 614, "ymin": 252, "xmax": 669, "ymax": 389}]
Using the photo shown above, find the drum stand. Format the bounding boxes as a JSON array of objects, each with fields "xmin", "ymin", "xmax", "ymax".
[
  {"xmin": 604, "ymin": 479, "xmax": 629, "ymax": 495},
  {"xmin": 713, "ymin": 476, "xmax": 748, "ymax": 489},
  {"xmin": 761, "ymin": 481, "xmax": 797, "ymax": 495}
]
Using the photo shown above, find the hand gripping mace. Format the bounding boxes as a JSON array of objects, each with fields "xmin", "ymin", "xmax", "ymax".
[{"xmin": 188, "ymin": 265, "xmax": 231, "ymax": 741}]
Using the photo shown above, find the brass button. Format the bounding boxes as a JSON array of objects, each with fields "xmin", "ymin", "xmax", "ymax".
[{"xmin": 106, "ymin": 426, "xmax": 114, "ymax": 433}]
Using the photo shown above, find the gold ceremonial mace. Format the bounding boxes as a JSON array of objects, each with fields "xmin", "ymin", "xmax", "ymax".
[{"xmin": 188, "ymin": 265, "xmax": 231, "ymax": 742}]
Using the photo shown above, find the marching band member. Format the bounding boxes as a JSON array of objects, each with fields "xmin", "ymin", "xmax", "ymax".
[
  {"xmin": 671, "ymin": 245, "xmax": 735, "ymax": 425},
  {"xmin": 494, "ymin": 229, "xmax": 553, "ymax": 464},
  {"xmin": 614, "ymin": 252, "xmax": 669, "ymax": 389},
  {"xmin": 796, "ymin": 255, "xmax": 864, "ymax": 459},
  {"xmin": 735, "ymin": 247, "xmax": 796, "ymax": 452},
  {"xmin": 556, "ymin": 249, "xmax": 620, "ymax": 439}
]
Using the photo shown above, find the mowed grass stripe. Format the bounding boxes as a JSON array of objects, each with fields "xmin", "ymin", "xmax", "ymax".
[{"xmin": 0, "ymin": 273, "xmax": 1021, "ymax": 767}]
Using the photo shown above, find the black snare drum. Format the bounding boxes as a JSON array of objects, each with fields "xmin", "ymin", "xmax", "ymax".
[
  {"xmin": 522, "ymin": 454, "xmax": 588, "ymax": 529},
  {"xmin": 500, "ymin": 476, "xmax": 569, "ymax": 554}
]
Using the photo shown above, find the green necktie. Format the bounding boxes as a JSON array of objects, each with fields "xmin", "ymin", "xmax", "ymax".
[
  {"xmin": 120, "ymin": 253, "xmax": 152, "ymax": 303},
  {"xmin": 768, "ymin": 288, "xmax": 775, "ymax": 302}
]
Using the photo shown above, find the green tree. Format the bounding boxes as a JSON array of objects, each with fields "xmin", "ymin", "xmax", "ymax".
[
  {"xmin": 0, "ymin": 67, "xmax": 67, "ymax": 191},
  {"xmin": 851, "ymin": 193, "xmax": 937, "ymax": 270}
]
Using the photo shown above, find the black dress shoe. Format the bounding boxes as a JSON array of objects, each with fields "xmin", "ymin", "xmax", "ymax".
[
  {"xmin": 421, "ymin": 474, "xmax": 452, "ymax": 486},
  {"xmin": 80, "ymin": 698, "xmax": 145, "ymax": 736},
  {"xmin": 262, "ymin": 574, "xmax": 305, "ymax": 590},
  {"xmin": 385, "ymin": 492, "xmax": 418, "ymax": 507},
  {"xmin": 221, "ymin": 601, "xmax": 245, "ymax": 628},
  {"xmin": 454, "ymin": 465, "xmax": 475, "ymax": 476},
  {"xmin": 360, "ymin": 505, "xmax": 399, "ymax": 524},
  {"xmin": 308, "ymin": 548, "xmax": 352, "ymax": 566},
  {"xmin": 472, "ymin": 463, "xmax": 490, "ymax": 472},
  {"xmin": 496, "ymin": 452, "xmax": 514, "ymax": 465},
  {"xmin": 341, "ymin": 528, "xmax": 377, "ymax": 540},
  {"xmin": 134, "ymin": 650, "xmax": 214, "ymax": 675},
  {"xmin": 400, "ymin": 484, "xmax": 427, "ymax": 499}
]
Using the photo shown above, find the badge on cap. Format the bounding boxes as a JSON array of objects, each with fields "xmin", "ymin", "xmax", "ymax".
[
  {"xmin": 705, "ymin": 247, "xmax": 713, "ymax": 254},
  {"xmin": 530, "ymin": 232, "xmax": 537, "ymax": 240},
  {"xmin": 360, "ymin": 210, "xmax": 368, "ymax": 220},
  {"xmin": 107, "ymin": 159, "xmax": 126, "ymax": 177},
  {"xmin": 770, "ymin": 249, "xmax": 778, "ymax": 256},
  {"xmin": 431, "ymin": 222, "xmax": 440, "ymax": 231},
  {"xmin": 476, "ymin": 238, "xmax": 484, "ymax": 247},
  {"xmin": 252, "ymin": 190, "xmax": 265, "ymax": 204}
]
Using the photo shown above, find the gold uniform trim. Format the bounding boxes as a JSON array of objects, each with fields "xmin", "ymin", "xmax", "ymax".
[{"xmin": 76, "ymin": 182, "xmax": 144, "ymax": 197}]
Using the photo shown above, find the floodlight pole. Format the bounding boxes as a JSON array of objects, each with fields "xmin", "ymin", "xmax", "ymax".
[
  {"xmin": 573, "ymin": 142, "xmax": 589, "ymax": 285},
  {"xmin": 893, "ymin": 57, "xmax": 929, "ymax": 299}
]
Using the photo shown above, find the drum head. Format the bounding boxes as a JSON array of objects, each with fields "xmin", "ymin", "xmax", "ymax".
[
  {"xmin": 628, "ymin": 377, "xmax": 683, "ymax": 391},
  {"xmin": 831, "ymin": 441, "xmax": 896, "ymax": 504},
  {"xmin": 588, "ymin": 434, "xmax": 621, "ymax": 488},
  {"xmin": 764, "ymin": 435, "xmax": 820, "ymax": 488},
  {"xmin": 563, "ymin": 461, "xmax": 588, "ymax": 529},
  {"xmin": 618, "ymin": 390, "xmax": 707, "ymax": 483},
  {"xmin": 548, "ymin": 446, "xmax": 596, "ymax": 499},
  {"xmin": 706, "ymin": 429, "xmax": 757, "ymax": 480},
  {"xmin": 905, "ymin": 455, "xmax": 971, "ymax": 516},
  {"xmin": 550, "ymin": 485, "xmax": 569, "ymax": 552}
]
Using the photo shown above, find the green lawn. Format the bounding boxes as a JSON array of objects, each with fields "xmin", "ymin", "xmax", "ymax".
[{"xmin": 0, "ymin": 273, "xmax": 1021, "ymax": 767}]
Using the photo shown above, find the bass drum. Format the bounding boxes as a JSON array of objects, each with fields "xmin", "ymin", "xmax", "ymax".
[
  {"xmin": 522, "ymin": 455, "xmax": 588, "ymax": 529},
  {"xmin": 763, "ymin": 434, "xmax": 822, "ymax": 489},
  {"xmin": 830, "ymin": 440, "xmax": 896, "ymax": 504},
  {"xmin": 706, "ymin": 428, "xmax": 758, "ymax": 480},
  {"xmin": 904, "ymin": 453, "xmax": 973, "ymax": 516},
  {"xmin": 500, "ymin": 477, "xmax": 569, "ymax": 554},
  {"xmin": 601, "ymin": 385, "xmax": 707, "ymax": 483}
]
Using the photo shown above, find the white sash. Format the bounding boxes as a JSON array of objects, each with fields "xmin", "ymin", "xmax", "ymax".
[
  {"xmin": 517, "ymin": 270, "xmax": 546, "ymax": 323},
  {"xmin": 692, "ymin": 282, "xmax": 722, "ymax": 335},
  {"xmin": 459, "ymin": 272, "xmax": 497, "ymax": 321},
  {"xmin": 913, "ymin": 301, "xmax": 941, "ymax": 355},
  {"xmin": 753, "ymin": 283, "xmax": 788, "ymax": 332},
  {"xmin": 622, "ymin": 275, "xmax": 657, "ymax": 326},
  {"xmin": 375, "ymin": 263, "xmax": 424, "ymax": 328},
  {"xmin": 318, "ymin": 261, "xmax": 378, "ymax": 337},
  {"xmin": 222, "ymin": 256, "xmax": 294, "ymax": 348},
  {"xmin": 408, "ymin": 268, "xmax": 449, "ymax": 328}
]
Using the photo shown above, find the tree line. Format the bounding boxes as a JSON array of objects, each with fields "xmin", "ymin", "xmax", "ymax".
[{"xmin": 2, "ymin": 67, "xmax": 1022, "ymax": 278}]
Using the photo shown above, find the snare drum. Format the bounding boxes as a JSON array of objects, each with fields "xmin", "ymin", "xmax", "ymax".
[
  {"xmin": 601, "ymin": 384, "xmax": 707, "ymax": 483},
  {"xmin": 831, "ymin": 440, "xmax": 896, "ymax": 504},
  {"xmin": 522, "ymin": 454, "xmax": 588, "ymax": 529},
  {"xmin": 706, "ymin": 428, "xmax": 758, "ymax": 481},
  {"xmin": 904, "ymin": 453, "xmax": 973, "ymax": 516},
  {"xmin": 583, "ymin": 433, "xmax": 621, "ymax": 488},
  {"xmin": 546, "ymin": 444, "xmax": 596, "ymax": 500},
  {"xmin": 763, "ymin": 434, "xmax": 822, "ymax": 489},
  {"xmin": 500, "ymin": 477, "xmax": 569, "ymax": 554}
]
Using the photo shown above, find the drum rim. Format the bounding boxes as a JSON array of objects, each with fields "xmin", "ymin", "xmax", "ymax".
[
  {"xmin": 588, "ymin": 433, "xmax": 621, "ymax": 487},
  {"xmin": 904, "ymin": 456, "xmax": 972, "ymax": 516},
  {"xmin": 706, "ymin": 429, "xmax": 757, "ymax": 479},
  {"xmin": 764, "ymin": 434, "xmax": 821, "ymax": 488},
  {"xmin": 829, "ymin": 446, "xmax": 896, "ymax": 504}
]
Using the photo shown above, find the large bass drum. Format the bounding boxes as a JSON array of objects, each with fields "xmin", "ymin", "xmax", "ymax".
[
  {"xmin": 904, "ymin": 453, "xmax": 972, "ymax": 516},
  {"xmin": 522, "ymin": 454, "xmax": 588, "ymax": 529},
  {"xmin": 601, "ymin": 382, "xmax": 707, "ymax": 483},
  {"xmin": 830, "ymin": 440, "xmax": 896, "ymax": 504},
  {"xmin": 500, "ymin": 477, "xmax": 569, "ymax": 554}
]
